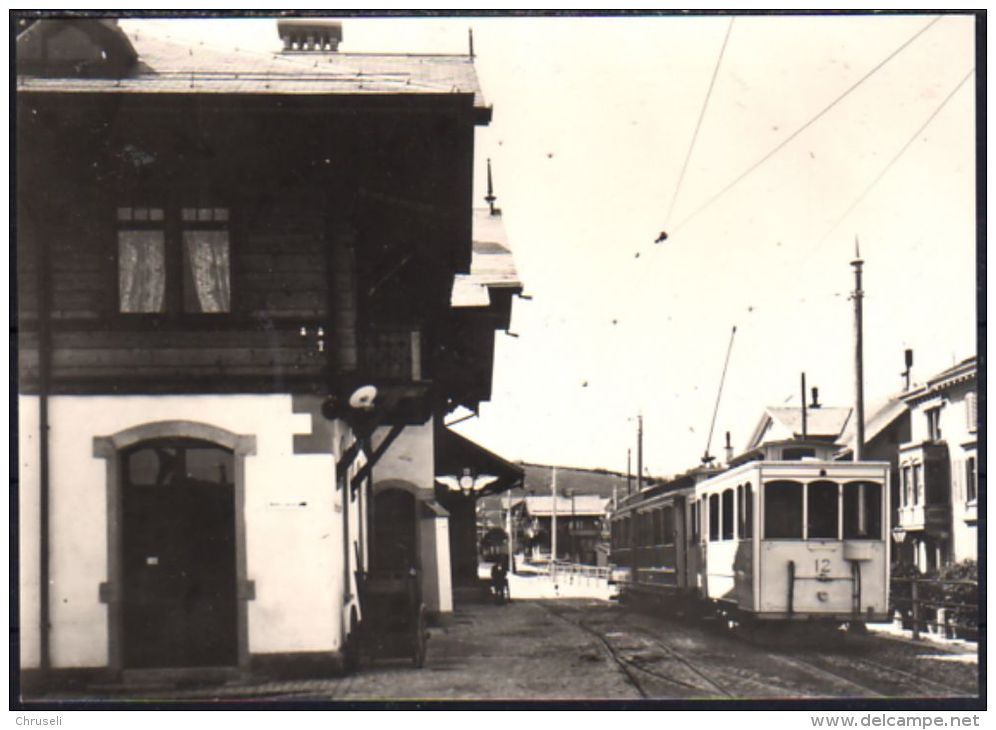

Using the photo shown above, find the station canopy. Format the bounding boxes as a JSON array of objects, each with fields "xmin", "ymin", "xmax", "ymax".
[{"xmin": 434, "ymin": 426, "xmax": 523, "ymax": 498}]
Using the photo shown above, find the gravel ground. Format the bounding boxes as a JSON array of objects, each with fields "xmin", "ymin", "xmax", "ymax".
[{"xmin": 29, "ymin": 597, "xmax": 977, "ymax": 703}]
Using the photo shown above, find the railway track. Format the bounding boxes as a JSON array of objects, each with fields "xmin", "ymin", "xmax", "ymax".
[
  {"xmin": 543, "ymin": 601, "xmax": 976, "ymax": 700},
  {"xmin": 541, "ymin": 602, "xmax": 734, "ymax": 699},
  {"xmin": 782, "ymin": 649, "xmax": 975, "ymax": 699}
]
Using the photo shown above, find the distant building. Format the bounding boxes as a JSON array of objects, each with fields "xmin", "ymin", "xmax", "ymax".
[
  {"xmin": 515, "ymin": 494, "xmax": 610, "ymax": 565},
  {"xmin": 737, "ymin": 356, "xmax": 978, "ymax": 573},
  {"xmin": 893, "ymin": 357, "xmax": 978, "ymax": 571}
]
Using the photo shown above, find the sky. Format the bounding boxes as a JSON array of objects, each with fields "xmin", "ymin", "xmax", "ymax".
[{"xmin": 123, "ymin": 13, "xmax": 979, "ymax": 477}]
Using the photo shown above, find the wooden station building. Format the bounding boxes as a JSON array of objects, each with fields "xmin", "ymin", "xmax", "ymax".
[{"xmin": 16, "ymin": 18, "xmax": 518, "ymax": 684}]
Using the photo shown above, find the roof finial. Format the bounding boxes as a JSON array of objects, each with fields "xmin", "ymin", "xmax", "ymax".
[
  {"xmin": 485, "ymin": 158, "xmax": 500, "ymax": 216},
  {"xmin": 854, "ymin": 234, "xmax": 862, "ymax": 262},
  {"xmin": 468, "ymin": 27, "xmax": 475, "ymax": 59}
]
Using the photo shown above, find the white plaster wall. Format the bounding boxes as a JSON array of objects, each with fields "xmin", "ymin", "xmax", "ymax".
[
  {"xmin": 433, "ymin": 516, "xmax": 453, "ymax": 613},
  {"xmin": 18, "ymin": 394, "xmax": 344, "ymax": 668},
  {"xmin": 18, "ymin": 398, "xmax": 41, "ymax": 669},
  {"xmin": 372, "ymin": 420, "xmax": 434, "ymax": 491},
  {"xmin": 371, "ymin": 419, "xmax": 455, "ymax": 613}
]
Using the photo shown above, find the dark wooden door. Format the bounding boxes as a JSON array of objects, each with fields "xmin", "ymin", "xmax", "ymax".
[
  {"xmin": 372, "ymin": 488, "xmax": 417, "ymax": 572},
  {"xmin": 121, "ymin": 440, "xmax": 237, "ymax": 668}
]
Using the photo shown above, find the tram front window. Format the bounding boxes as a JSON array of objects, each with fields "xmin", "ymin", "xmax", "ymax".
[
  {"xmin": 843, "ymin": 481, "xmax": 882, "ymax": 539},
  {"xmin": 806, "ymin": 481, "xmax": 839, "ymax": 539},
  {"xmin": 764, "ymin": 481, "xmax": 803, "ymax": 538}
]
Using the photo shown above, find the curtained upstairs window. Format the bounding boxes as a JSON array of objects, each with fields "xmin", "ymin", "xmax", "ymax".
[
  {"xmin": 117, "ymin": 206, "xmax": 231, "ymax": 315},
  {"xmin": 182, "ymin": 208, "xmax": 231, "ymax": 313},
  {"xmin": 118, "ymin": 207, "xmax": 166, "ymax": 313}
]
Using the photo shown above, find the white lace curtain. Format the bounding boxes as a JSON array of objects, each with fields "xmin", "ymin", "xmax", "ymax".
[
  {"xmin": 183, "ymin": 230, "xmax": 231, "ymax": 313},
  {"xmin": 118, "ymin": 231, "xmax": 166, "ymax": 312}
]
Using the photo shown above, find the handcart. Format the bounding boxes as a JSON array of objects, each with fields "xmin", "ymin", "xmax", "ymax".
[{"xmin": 353, "ymin": 567, "xmax": 428, "ymax": 668}]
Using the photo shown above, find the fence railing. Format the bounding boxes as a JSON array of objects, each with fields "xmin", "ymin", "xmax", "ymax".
[
  {"xmin": 890, "ymin": 575, "xmax": 978, "ymax": 642},
  {"xmin": 549, "ymin": 561, "xmax": 611, "ymax": 581}
]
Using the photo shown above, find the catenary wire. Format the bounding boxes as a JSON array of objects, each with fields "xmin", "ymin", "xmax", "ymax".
[
  {"xmin": 664, "ymin": 16, "xmax": 735, "ymax": 226},
  {"xmin": 618, "ymin": 13, "xmax": 947, "ymax": 306},
  {"xmin": 669, "ymin": 14, "xmax": 944, "ymax": 234},
  {"xmin": 816, "ymin": 67, "xmax": 974, "ymax": 247}
]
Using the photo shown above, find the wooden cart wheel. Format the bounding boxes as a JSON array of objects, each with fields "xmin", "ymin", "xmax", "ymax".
[{"xmin": 412, "ymin": 604, "xmax": 428, "ymax": 669}]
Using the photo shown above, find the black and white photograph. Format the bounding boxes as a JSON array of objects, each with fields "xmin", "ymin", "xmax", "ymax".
[{"xmin": 12, "ymin": 10, "xmax": 983, "ymax": 712}]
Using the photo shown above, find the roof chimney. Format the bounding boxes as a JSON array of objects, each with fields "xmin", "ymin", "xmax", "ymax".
[
  {"xmin": 810, "ymin": 387, "xmax": 821, "ymax": 409},
  {"xmin": 278, "ymin": 19, "xmax": 342, "ymax": 52}
]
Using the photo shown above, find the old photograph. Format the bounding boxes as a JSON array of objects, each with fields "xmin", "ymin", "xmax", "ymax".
[{"xmin": 12, "ymin": 11, "xmax": 981, "ymax": 709}]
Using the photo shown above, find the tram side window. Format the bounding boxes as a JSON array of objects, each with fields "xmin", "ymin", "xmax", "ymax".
[
  {"xmin": 689, "ymin": 501, "xmax": 699, "ymax": 544},
  {"xmin": 708, "ymin": 493, "xmax": 720, "ymax": 542},
  {"xmin": 736, "ymin": 486, "xmax": 744, "ymax": 537},
  {"xmin": 662, "ymin": 505, "xmax": 674, "ymax": 544},
  {"xmin": 807, "ymin": 481, "xmax": 839, "ymax": 539},
  {"xmin": 843, "ymin": 481, "xmax": 882, "ymax": 539},
  {"xmin": 721, "ymin": 489, "xmax": 734, "ymax": 540},
  {"xmin": 743, "ymin": 484, "xmax": 753, "ymax": 538},
  {"xmin": 764, "ymin": 481, "xmax": 803, "ymax": 539},
  {"xmin": 653, "ymin": 510, "xmax": 663, "ymax": 545}
]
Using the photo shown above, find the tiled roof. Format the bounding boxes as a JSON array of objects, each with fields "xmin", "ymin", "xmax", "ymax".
[
  {"xmin": 746, "ymin": 406, "xmax": 852, "ymax": 449},
  {"xmin": 451, "ymin": 209, "xmax": 521, "ymax": 308},
  {"xmin": 838, "ymin": 395, "xmax": 908, "ymax": 448},
  {"xmin": 764, "ymin": 406, "xmax": 853, "ymax": 438},
  {"xmin": 901, "ymin": 356, "xmax": 977, "ymax": 403},
  {"xmin": 17, "ymin": 23, "xmax": 487, "ymax": 106}
]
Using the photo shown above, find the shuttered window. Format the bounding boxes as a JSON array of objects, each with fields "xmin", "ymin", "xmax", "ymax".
[{"xmin": 965, "ymin": 391, "xmax": 978, "ymax": 433}]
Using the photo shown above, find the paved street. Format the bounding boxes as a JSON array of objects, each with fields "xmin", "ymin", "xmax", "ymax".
[{"xmin": 34, "ymin": 595, "xmax": 977, "ymax": 703}]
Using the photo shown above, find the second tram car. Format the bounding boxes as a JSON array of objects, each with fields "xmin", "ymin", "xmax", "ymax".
[{"xmin": 610, "ymin": 439, "xmax": 890, "ymax": 626}]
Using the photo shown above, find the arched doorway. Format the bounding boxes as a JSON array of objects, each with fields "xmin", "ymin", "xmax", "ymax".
[
  {"xmin": 372, "ymin": 488, "xmax": 418, "ymax": 572},
  {"xmin": 120, "ymin": 438, "xmax": 237, "ymax": 668}
]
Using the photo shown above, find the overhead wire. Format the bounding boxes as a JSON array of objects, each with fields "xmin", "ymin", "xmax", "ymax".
[
  {"xmin": 669, "ymin": 14, "xmax": 944, "ymax": 234},
  {"xmin": 816, "ymin": 67, "xmax": 975, "ymax": 248},
  {"xmin": 604, "ymin": 15, "xmax": 954, "ymax": 450},
  {"xmin": 664, "ymin": 16, "xmax": 735, "ymax": 226},
  {"xmin": 619, "ymin": 12, "xmax": 948, "ymax": 307}
]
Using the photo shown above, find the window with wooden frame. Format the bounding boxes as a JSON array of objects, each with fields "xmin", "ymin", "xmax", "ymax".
[
  {"xmin": 925, "ymin": 406, "xmax": 942, "ymax": 442},
  {"xmin": 117, "ymin": 206, "xmax": 231, "ymax": 314},
  {"xmin": 117, "ymin": 207, "xmax": 166, "ymax": 313},
  {"xmin": 965, "ymin": 456, "xmax": 977, "ymax": 504}
]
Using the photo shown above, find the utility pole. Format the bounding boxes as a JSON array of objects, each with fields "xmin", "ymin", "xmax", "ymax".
[
  {"xmin": 550, "ymin": 466, "xmax": 558, "ymax": 577},
  {"xmin": 636, "ymin": 414, "xmax": 643, "ymax": 493},
  {"xmin": 506, "ymin": 484, "xmax": 514, "ymax": 575},
  {"xmin": 851, "ymin": 238, "xmax": 869, "ymax": 543},
  {"xmin": 626, "ymin": 448, "xmax": 632, "ymax": 496},
  {"xmin": 851, "ymin": 238, "xmax": 866, "ymax": 461},
  {"xmin": 801, "ymin": 372, "xmax": 808, "ymax": 440}
]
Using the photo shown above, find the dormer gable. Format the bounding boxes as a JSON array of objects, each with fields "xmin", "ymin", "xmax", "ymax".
[{"xmin": 16, "ymin": 18, "xmax": 138, "ymax": 78}]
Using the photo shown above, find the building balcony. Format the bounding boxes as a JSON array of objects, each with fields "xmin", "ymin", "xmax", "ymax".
[
  {"xmin": 958, "ymin": 500, "xmax": 977, "ymax": 525},
  {"xmin": 359, "ymin": 327, "xmax": 423, "ymax": 382},
  {"xmin": 897, "ymin": 503, "xmax": 951, "ymax": 537},
  {"xmin": 899, "ymin": 440, "xmax": 949, "ymax": 463}
]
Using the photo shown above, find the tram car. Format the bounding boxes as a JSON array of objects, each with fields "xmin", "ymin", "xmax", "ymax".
[{"xmin": 610, "ymin": 439, "xmax": 890, "ymax": 627}]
